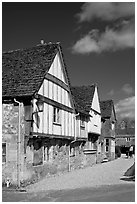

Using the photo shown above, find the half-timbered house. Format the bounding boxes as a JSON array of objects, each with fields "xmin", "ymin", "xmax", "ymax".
[
  {"xmin": 71, "ymin": 85, "xmax": 101, "ymax": 164},
  {"xmin": 2, "ymin": 42, "xmax": 103, "ymax": 185},
  {"xmin": 2, "ymin": 42, "xmax": 76, "ymax": 184}
]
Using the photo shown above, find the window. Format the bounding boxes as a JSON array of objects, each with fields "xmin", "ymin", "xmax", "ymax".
[
  {"xmin": 126, "ymin": 137, "xmax": 130, "ymax": 142},
  {"xmin": 80, "ymin": 115, "xmax": 85, "ymax": 127},
  {"xmin": 106, "ymin": 139, "xmax": 109, "ymax": 152},
  {"xmin": 53, "ymin": 107, "xmax": 60, "ymax": 124},
  {"xmin": 111, "ymin": 122, "xmax": 115, "ymax": 130},
  {"xmin": 70, "ymin": 146, "xmax": 75, "ymax": 156},
  {"xmin": 43, "ymin": 145, "xmax": 50, "ymax": 162},
  {"xmin": 120, "ymin": 121, "xmax": 126, "ymax": 129},
  {"xmin": 2, "ymin": 143, "xmax": 6, "ymax": 163}
]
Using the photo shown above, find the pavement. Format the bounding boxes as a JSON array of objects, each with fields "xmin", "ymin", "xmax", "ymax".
[{"xmin": 26, "ymin": 155, "xmax": 134, "ymax": 193}]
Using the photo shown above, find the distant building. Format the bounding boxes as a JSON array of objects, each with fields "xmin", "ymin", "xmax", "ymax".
[
  {"xmin": 115, "ymin": 127, "xmax": 135, "ymax": 148},
  {"xmin": 99, "ymin": 100, "xmax": 116, "ymax": 161}
]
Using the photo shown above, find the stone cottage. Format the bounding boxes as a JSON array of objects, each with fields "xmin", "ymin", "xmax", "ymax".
[
  {"xmin": 115, "ymin": 127, "xmax": 135, "ymax": 151},
  {"xmin": 2, "ymin": 42, "xmax": 101, "ymax": 186}
]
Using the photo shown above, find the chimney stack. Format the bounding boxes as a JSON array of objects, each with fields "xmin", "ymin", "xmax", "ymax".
[{"xmin": 40, "ymin": 39, "xmax": 45, "ymax": 45}]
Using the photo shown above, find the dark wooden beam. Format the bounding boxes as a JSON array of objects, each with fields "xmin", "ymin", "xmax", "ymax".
[
  {"xmin": 31, "ymin": 132, "xmax": 74, "ymax": 140},
  {"xmin": 45, "ymin": 73, "xmax": 70, "ymax": 92},
  {"xmin": 36, "ymin": 94, "xmax": 75, "ymax": 113}
]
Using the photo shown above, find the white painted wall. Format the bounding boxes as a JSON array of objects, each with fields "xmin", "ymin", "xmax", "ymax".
[
  {"xmin": 88, "ymin": 87, "xmax": 101, "ymax": 135},
  {"xmin": 91, "ymin": 87, "xmax": 101, "ymax": 113},
  {"xmin": 48, "ymin": 53, "xmax": 66, "ymax": 83},
  {"xmin": 33, "ymin": 52, "xmax": 75, "ymax": 138},
  {"xmin": 111, "ymin": 139, "xmax": 115, "ymax": 153}
]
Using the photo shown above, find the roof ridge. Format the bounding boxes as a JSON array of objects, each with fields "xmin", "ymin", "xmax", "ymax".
[
  {"xmin": 3, "ymin": 41, "xmax": 60, "ymax": 54},
  {"xmin": 100, "ymin": 99, "xmax": 113, "ymax": 103},
  {"xmin": 72, "ymin": 84, "xmax": 96, "ymax": 88}
]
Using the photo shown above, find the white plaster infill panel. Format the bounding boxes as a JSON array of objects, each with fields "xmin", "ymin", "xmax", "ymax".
[
  {"xmin": 91, "ymin": 86, "xmax": 101, "ymax": 114},
  {"xmin": 48, "ymin": 53, "xmax": 67, "ymax": 84}
]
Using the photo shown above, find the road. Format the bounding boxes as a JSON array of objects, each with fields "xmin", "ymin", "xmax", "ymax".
[
  {"xmin": 2, "ymin": 184, "xmax": 135, "ymax": 202},
  {"xmin": 2, "ymin": 156, "xmax": 135, "ymax": 202}
]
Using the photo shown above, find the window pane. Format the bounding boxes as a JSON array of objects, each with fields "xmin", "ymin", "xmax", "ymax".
[
  {"xmin": 2, "ymin": 143, "xmax": 6, "ymax": 154},
  {"xmin": 53, "ymin": 107, "xmax": 56, "ymax": 122},
  {"xmin": 53, "ymin": 107, "xmax": 60, "ymax": 123},
  {"xmin": 2, "ymin": 155, "xmax": 6, "ymax": 163},
  {"xmin": 57, "ymin": 108, "xmax": 60, "ymax": 123}
]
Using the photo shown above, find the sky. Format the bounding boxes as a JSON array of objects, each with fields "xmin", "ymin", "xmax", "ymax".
[{"xmin": 2, "ymin": 2, "xmax": 135, "ymax": 119}]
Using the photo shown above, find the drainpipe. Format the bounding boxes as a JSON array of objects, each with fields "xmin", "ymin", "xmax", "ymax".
[
  {"xmin": 68, "ymin": 113, "xmax": 80, "ymax": 172},
  {"xmin": 14, "ymin": 98, "xmax": 21, "ymax": 188},
  {"xmin": 74, "ymin": 113, "xmax": 79, "ymax": 140}
]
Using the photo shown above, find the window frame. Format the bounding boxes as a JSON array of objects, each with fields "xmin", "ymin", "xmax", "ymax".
[
  {"xmin": 53, "ymin": 107, "xmax": 61, "ymax": 124},
  {"xmin": 43, "ymin": 145, "xmax": 50, "ymax": 162},
  {"xmin": 126, "ymin": 137, "xmax": 130, "ymax": 142},
  {"xmin": 106, "ymin": 139, "xmax": 109, "ymax": 152},
  {"xmin": 111, "ymin": 122, "xmax": 115, "ymax": 130},
  {"xmin": 80, "ymin": 115, "xmax": 85, "ymax": 128}
]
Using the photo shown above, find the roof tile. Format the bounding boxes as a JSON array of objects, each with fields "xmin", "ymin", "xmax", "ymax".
[
  {"xmin": 71, "ymin": 85, "xmax": 95, "ymax": 114},
  {"xmin": 2, "ymin": 43, "xmax": 59, "ymax": 99}
]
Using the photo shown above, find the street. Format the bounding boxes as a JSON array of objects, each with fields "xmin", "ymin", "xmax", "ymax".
[
  {"xmin": 2, "ymin": 156, "xmax": 135, "ymax": 202},
  {"xmin": 2, "ymin": 184, "xmax": 135, "ymax": 202}
]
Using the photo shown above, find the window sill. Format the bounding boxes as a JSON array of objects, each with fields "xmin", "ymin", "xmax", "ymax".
[{"xmin": 53, "ymin": 122, "xmax": 61, "ymax": 126}]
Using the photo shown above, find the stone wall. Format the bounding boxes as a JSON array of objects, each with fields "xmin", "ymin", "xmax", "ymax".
[
  {"xmin": 21, "ymin": 138, "xmax": 97, "ymax": 186},
  {"xmin": 2, "ymin": 102, "xmax": 101, "ymax": 186},
  {"xmin": 2, "ymin": 103, "xmax": 25, "ymax": 185}
]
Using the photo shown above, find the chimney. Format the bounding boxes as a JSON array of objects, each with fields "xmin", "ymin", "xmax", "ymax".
[{"xmin": 40, "ymin": 39, "xmax": 45, "ymax": 45}]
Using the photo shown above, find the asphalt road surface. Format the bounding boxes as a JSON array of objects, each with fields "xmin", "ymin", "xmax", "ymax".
[
  {"xmin": 2, "ymin": 183, "xmax": 135, "ymax": 202},
  {"xmin": 2, "ymin": 156, "xmax": 135, "ymax": 202}
]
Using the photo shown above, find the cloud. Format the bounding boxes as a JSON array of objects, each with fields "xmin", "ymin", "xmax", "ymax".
[
  {"xmin": 72, "ymin": 20, "xmax": 135, "ymax": 54},
  {"xmin": 107, "ymin": 90, "xmax": 115, "ymax": 96},
  {"xmin": 77, "ymin": 2, "xmax": 134, "ymax": 22},
  {"xmin": 115, "ymin": 96, "xmax": 135, "ymax": 119},
  {"xmin": 72, "ymin": 2, "xmax": 135, "ymax": 54},
  {"xmin": 121, "ymin": 84, "xmax": 134, "ymax": 95}
]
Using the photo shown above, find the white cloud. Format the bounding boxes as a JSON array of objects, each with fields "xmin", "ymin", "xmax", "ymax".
[
  {"xmin": 121, "ymin": 84, "xmax": 134, "ymax": 95},
  {"xmin": 77, "ymin": 2, "xmax": 134, "ymax": 22},
  {"xmin": 115, "ymin": 96, "xmax": 135, "ymax": 119},
  {"xmin": 72, "ymin": 21, "xmax": 135, "ymax": 54}
]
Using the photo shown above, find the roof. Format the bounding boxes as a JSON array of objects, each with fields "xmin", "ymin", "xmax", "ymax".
[
  {"xmin": 115, "ymin": 138, "xmax": 135, "ymax": 146},
  {"xmin": 115, "ymin": 128, "xmax": 135, "ymax": 137},
  {"xmin": 2, "ymin": 42, "xmax": 67, "ymax": 100},
  {"xmin": 100, "ymin": 100, "xmax": 115, "ymax": 119},
  {"xmin": 71, "ymin": 85, "xmax": 96, "ymax": 114}
]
